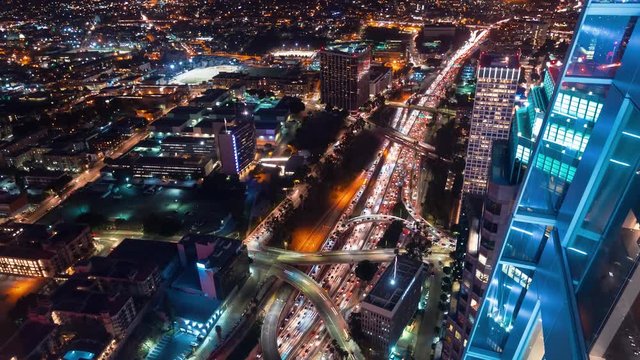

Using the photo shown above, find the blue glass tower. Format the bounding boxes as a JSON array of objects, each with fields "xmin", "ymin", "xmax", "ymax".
[{"xmin": 464, "ymin": 1, "xmax": 640, "ymax": 359}]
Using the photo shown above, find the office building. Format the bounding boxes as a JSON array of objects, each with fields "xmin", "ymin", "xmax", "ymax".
[
  {"xmin": 159, "ymin": 135, "xmax": 216, "ymax": 156},
  {"xmin": 217, "ymin": 120, "xmax": 256, "ymax": 175},
  {"xmin": 51, "ymin": 278, "xmax": 137, "ymax": 339},
  {"xmin": 360, "ymin": 255, "xmax": 427, "ymax": 357},
  {"xmin": 463, "ymin": 53, "xmax": 521, "ymax": 195},
  {"xmin": 443, "ymin": 142, "xmax": 521, "ymax": 359},
  {"xmin": 0, "ymin": 223, "xmax": 94, "ymax": 277},
  {"xmin": 444, "ymin": 66, "xmax": 562, "ymax": 358},
  {"xmin": 465, "ymin": 3, "xmax": 640, "ymax": 359},
  {"xmin": 320, "ymin": 42, "xmax": 371, "ymax": 111},
  {"xmin": 132, "ymin": 155, "xmax": 215, "ymax": 179},
  {"xmin": 369, "ymin": 65, "xmax": 393, "ymax": 96},
  {"xmin": 179, "ymin": 234, "xmax": 251, "ymax": 301}
]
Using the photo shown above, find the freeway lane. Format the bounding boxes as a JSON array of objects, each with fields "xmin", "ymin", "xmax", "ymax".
[
  {"xmin": 253, "ymin": 258, "xmax": 364, "ymax": 360},
  {"xmin": 261, "ymin": 285, "xmax": 294, "ymax": 360}
]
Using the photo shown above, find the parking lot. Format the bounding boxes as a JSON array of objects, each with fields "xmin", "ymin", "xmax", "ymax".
[{"xmin": 39, "ymin": 182, "xmax": 234, "ymax": 237}]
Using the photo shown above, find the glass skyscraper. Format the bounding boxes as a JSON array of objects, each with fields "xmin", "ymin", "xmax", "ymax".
[
  {"xmin": 463, "ymin": 53, "xmax": 521, "ymax": 195},
  {"xmin": 465, "ymin": 1, "xmax": 640, "ymax": 359}
]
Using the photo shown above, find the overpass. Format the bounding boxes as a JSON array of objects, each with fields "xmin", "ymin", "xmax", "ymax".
[
  {"xmin": 253, "ymin": 258, "xmax": 364, "ymax": 360},
  {"xmin": 343, "ymin": 214, "xmax": 415, "ymax": 230},
  {"xmin": 363, "ymin": 118, "xmax": 438, "ymax": 157},
  {"xmin": 364, "ymin": 118, "xmax": 452, "ymax": 162},
  {"xmin": 377, "ymin": 127, "xmax": 439, "ymax": 158},
  {"xmin": 385, "ymin": 101, "xmax": 457, "ymax": 117},
  {"xmin": 261, "ymin": 285, "xmax": 294, "ymax": 360},
  {"xmin": 253, "ymin": 247, "xmax": 404, "ymax": 265}
]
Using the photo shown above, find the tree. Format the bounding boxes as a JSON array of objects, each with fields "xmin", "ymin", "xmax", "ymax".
[
  {"xmin": 380, "ymin": 220, "xmax": 404, "ymax": 248},
  {"xmin": 355, "ymin": 260, "xmax": 379, "ymax": 282},
  {"xmin": 76, "ymin": 211, "xmax": 107, "ymax": 229},
  {"xmin": 288, "ymin": 97, "xmax": 306, "ymax": 114},
  {"xmin": 143, "ymin": 213, "xmax": 182, "ymax": 236},
  {"xmin": 7, "ymin": 293, "xmax": 39, "ymax": 325}
]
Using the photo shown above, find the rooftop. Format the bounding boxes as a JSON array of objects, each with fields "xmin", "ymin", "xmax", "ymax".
[
  {"xmin": 151, "ymin": 117, "xmax": 190, "ymax": 128},
  {"xmin": 134, "ymin": 154, "xmax": 213, "ymax": 167},
  {"xmin": 0, "ymin": 321, "xmax": 56, "ymax": 360},
  {"xmin": 364, "ymin": 255, "xmax": 426, "ymax": 312},
  {"xmin": 324, "ymin": 42, "xmax": 370, "ymax": 55},
  {"xmin": 479, "ymin": 52, "xmax": 520, "ymax": 69},
  {"xmin": 52, "ymin": 277, "xmax": 131, "ymax": 316},
  {"xmin": 181, "ymin": 234, "xmax": 245, "ymax": 270}
]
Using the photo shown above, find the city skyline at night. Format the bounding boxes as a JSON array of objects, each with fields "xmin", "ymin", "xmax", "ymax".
[{"xmin": 0, "ymin": 1, "xmax": 632, "ymax": 360}]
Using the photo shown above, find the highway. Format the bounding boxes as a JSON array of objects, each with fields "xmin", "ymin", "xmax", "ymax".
[
  {"xmin": 279, "ymin": 29, "xmax": 489, "ymax": 359},
  {"xmin": 253, "ymin": 258, "xmax": 364, "ymax": 360},
  {"xmin": 343, "ymin": 213, "xmax": 415, "ymax": 229},
  {"xmin": 261, "ymin": 285, "xmax": 294, "ymax": 360},
  {"xmin": 253, "ymin": 247, "xmax": 402, "ymax": 265}
]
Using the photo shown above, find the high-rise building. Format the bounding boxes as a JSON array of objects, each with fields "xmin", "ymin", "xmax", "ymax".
[
  {"xmin": 443, "ymin": 141, "xmax": 521, "ymax": 359},
  {"xmin": 464, "ymin": 2, "xmax": 640, "ymax": 359},
  {"xmin": 320, "ymin": 42, "xmax": 371, "ymax": 111},
  {"xmin": 359, "ymin": 255, "xmax": 427, "ymax": 357},
  {"xmin": 217, "ymin": 120, "xmax": 256, "ymax": 175},
  {"xmin": 463, "ymin": 53, "xmax": 521, "ymax": 195},
  {"xmin": 443, "ymin": 66, "xmax": 561, "ymax": 359}
]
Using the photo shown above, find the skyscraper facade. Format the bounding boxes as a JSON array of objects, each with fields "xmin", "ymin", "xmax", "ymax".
[
  {"xmin": 465, "ymin": 2, "xmax": 640, "ymax": 359},
  {"xmin": 320, "ymin": 42, "xmax": 371, "ymax": 111},
  {"xmin": 463, "ymin": 53, "xmax": 521, "ymax": 195},
  {"xmin": 443, "ymin": 65, "xmax": 561, "ymax": 359},
  {"xmin": 217, "ymin": 120, "xmax": 256, "ymax": 175}
]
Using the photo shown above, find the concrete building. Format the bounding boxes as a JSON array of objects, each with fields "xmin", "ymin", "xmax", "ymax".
[
  {"xmin": 320, "ymin": 42, "xmax": 371, "ymax": 111},
  {"xmin": 51, "ymin": 278, "xmax": 137, "ymax": 340},
  {"xmin": 0, "ymin": 223, "xmax": 94, "ymax": 277},
  {"xmin": 360, "ymin": 255, "xmax": 427, "ymax": 357},
  {"xmin": 369, "ymin": 65, "xmax": 393, "ymax": 97},
  {"xmin": 132, "ymin": 155, "xmax": 215, "ymax": 179},
  {"xmin": 217, "ymin": 120, "xmax": 256, "ymax": 175},
  {"xmin": 443, "ymin": 142, "xmax": 520, "ymax": 359},
  {"xmin": 178, "ymin": 234, "xmax": 251, "ymax": 301},
  {"xmin": 462, "ymin": 53, "xmax": 520, "ymax": 195},
  {"xmin": 159, "ymin": 135, "xmax": 216, "ymax": 156}
]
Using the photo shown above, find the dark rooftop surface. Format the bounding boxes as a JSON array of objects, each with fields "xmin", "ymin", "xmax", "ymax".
[
  {"xmin": 108, "ymin": 238, "xmax": 177, "ymax": 269},
  {"xmin": 363, "ymin": 255, "xmax": 425, "ymax": 312},
  {"xmin": 151, "ymin": 117, "xmax": 189, "ymax": 128},
  {"xmin": 0, "ymin": 321, "xmax": 56, "ymax": 360},
  {"xmin": 180, "ymin": 234, "xmax": 244, "ymax": 270},
  {"xmin": 52, "ymin": 278, "xmax": 131, "ymax": 316}
]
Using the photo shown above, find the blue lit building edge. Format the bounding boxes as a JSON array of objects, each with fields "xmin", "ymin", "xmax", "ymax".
[{"xmin": 465, "ymin": 1, "xmax": 640, "ymax": 359}]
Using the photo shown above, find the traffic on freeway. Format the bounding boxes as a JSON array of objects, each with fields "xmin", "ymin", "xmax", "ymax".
[{"xmin": 267, "ymin": 30, "xmax": 489, "ymax": 359}]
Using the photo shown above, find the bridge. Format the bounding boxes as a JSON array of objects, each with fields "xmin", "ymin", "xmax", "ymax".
[
  {"xmin": 252, "ymin": 247, "xmax": 404, "ymax": 265},
  {"xmin": 261, "ymin": 285, "xmax": 294, "ymax": 360},
  {"xmin": 385, "ymin": 101, "xmax": 457, "ymax": 117},
  {"xmin": 343, "ymin": 214, "xmax": 415, "ymax": 230},
  {"xmin": 377, "ymin": 127, "xmax": 439, "ymax": 158}
]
